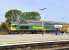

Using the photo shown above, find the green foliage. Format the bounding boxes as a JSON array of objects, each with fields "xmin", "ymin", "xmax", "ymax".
[
  {"xmin": 1, "ymin": 23, "xmax": 9, "ymax": 31},
  {"xmin": 5, "ymin": 9, "xmax": 41, "ymax": 24},
  {"xmin": 5, "ymin": 9, "xmax": 22, "ymax": 18},
  {"xmin": 22, "ymin": 11, "xmax": 41, "ymax": 20},
  {"xmin": 5, "ymin": 9, "xmax": 22, "ymax": 24}
]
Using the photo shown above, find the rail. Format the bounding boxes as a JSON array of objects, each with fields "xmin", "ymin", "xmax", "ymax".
[{"xmin": 0, "ymin": 41, "xmax": 69, "ymax": 50}]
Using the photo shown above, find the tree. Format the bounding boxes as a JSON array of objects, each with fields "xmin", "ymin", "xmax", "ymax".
[
  {"xmin": 1, "ymin": 22, "xmax": 9, "ymax": 31},
  {"xmin": 0, "ymin": 24, "xmax": 2, "ymax": 30},
  {"xmin": 22, "ymin": 11, "xmax": 41, "ymax": 20},
  {"xmin": 5, "ymin": 9, "xmax": 22, "ymax": 24}
]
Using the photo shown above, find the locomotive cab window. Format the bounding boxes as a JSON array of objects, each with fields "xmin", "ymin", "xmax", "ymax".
[{"xmin": 12, "ymin": 25, "xmax": 16, "ymax": 27}]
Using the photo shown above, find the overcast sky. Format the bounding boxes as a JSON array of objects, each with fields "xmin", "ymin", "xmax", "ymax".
[{"xmin": 0, "ymin": 0, "xmax": 68, "ymax": 23}]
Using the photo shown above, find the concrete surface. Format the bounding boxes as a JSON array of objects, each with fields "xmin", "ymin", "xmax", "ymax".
[{"xmin": 0, "ymin": 33, "xmax": 69, "ymax": 46}]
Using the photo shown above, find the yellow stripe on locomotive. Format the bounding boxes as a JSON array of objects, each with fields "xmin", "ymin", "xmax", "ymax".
[{"xmin": 32, "ymin": 25, "xmax": 45, "ymax": 30}]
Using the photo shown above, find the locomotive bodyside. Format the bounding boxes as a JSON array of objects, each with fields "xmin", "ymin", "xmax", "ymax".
[{"xmin": 9, "ymin": 23, "xmax": 57, "ymax": 34}]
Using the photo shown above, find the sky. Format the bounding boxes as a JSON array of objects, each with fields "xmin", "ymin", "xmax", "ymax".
[{"xmin": 0, "ymin": 0, "xmax": 68, "ymax": 24}]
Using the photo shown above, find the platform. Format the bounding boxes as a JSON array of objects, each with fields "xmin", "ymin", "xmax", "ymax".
[{"xmin": 0, "ymin": 33, "xmax": 69, "ymax": 46}]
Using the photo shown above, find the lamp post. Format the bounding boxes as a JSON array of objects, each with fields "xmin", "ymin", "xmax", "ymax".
[{"xmin": 39, "ymin": 8, "xmax": 47, "ymax": 34}]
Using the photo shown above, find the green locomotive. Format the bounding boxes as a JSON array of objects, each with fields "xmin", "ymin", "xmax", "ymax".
[{"xmin": 9, "ymin": 23, "xmax": 57, "ymax": 34}]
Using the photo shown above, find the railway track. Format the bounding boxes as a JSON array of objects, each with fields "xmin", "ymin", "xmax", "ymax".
[{"xmin": 0, "ymin": 41, "xmax": 69, "ymax": 50}]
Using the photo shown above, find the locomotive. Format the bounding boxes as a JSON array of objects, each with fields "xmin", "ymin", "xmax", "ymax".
[{"xmin": 8, "ymin": 21, "xmax": 57, "ymax": 34}]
